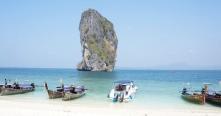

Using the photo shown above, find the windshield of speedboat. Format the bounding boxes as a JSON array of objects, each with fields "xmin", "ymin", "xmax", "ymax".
[{"xmin": 114, "ymin": 84, "xmax": 127, "ymax": 91}]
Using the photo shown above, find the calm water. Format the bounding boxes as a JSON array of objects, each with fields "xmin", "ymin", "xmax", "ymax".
[{"xmin": 0, "ymin": 68, "xmax": 221, "ymax": 109}]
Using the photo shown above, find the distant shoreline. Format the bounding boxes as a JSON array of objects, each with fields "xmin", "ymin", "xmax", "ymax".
[{"xmin": 0, "ymin": 67, "xmax": 220, "ymax": 71}]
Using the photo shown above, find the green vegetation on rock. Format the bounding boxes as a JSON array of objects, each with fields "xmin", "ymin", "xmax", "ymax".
[{"xmin": 77, "ymin": 9, "xmax": 118, "ymax": 71}]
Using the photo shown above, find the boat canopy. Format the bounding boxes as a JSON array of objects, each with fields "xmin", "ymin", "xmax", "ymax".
[
  {"xmin": 114, "ymin": 80, "xmax": 134, "ymax": 84},
  {"xmin": 18, "ymin": 84, "xmax": 32, "ymax": 87},
  {"xmin": 216, "ymin": 92, "xmax": 221, "ymax": 96}
]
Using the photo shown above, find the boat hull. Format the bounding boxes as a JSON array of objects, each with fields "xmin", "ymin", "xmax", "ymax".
[
  {"xmin": 206, "ymin": 94, "xmax": 221, "ymax": 106},
  {"xmin": 0, "ymin": 88, "xmax": 34, "ymax": 96},
  {"xmin": 181, "ymin": 94, "xmax": 205, "ymax": 104},
  {"xmin": 62, "ymin": 92, "xmax": 85, "ymax": 101},
  {"xmin": 47, "ymin": 90, "xmax": 63, "ymax": 99}
]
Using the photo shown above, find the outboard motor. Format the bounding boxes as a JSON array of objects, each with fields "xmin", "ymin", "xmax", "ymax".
[
  {"xmin": 31, "ymin": 83, "xmax": 35, "ymax": 89},
  {"xmin": 113, "ymin": 94, "xmax": 118, "ymax": 102},
  {"xmin": 182, "ymin": 88, "xmax": 187, "ymax": 94},
  {"xmin": 4, "ymin": 78, "xmax": 7, "ymax": 86},
  {"xmin": 44, "ymin": 82, "xmax": 49, "ymax": 90},
  {"xmin": 119, "ymin": 92, "xmax": 124, "ymax": 102},
  {"xmin": 201, "ymin": 88, "xmax": 205, "ymax": 94}
]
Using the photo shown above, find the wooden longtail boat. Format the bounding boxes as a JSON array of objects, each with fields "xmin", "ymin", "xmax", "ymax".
[
  {"xmin": 44, "ymin": 82, "xmax": 86, "ymax": 100},
  {"xmin": 203, "ymin": 84, "xmax": 221, "ymax": 106},
  {"xmin": 181, "ymin": 88, "xmax": 205, "ymax": 104},
  {"xmin": 44, "ymin": 82, "xmax": 64, "ymax": 99},
  {"xmin": 206, "ymin": 92, "xmax": 221, "ymax": 105},
  {"xmin": 0, "ymin": 79, "xmax": 35, "ymax": 96},
  {"xmin": 62, "ymin": 86, "xmax": 86, "ymax": 101}
]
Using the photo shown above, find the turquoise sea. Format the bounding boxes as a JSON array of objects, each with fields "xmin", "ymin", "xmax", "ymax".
[{"xmin": 0, "ymin": 68, "xmax": 221, "ymax": 109}]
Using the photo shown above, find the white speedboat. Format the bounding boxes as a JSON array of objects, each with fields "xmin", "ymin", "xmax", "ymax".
[{"xmin": 107, "ymin": 80, "xmax": 138, "ymax": 102}]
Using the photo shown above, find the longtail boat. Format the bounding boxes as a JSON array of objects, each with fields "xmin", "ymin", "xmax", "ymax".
[
  {"xmin": 44, "ymin": 82, "xmax": 64, "ymax": 99},
  {"xmin": 181, "ymin": 87, "xmax": 205, "ymax": 104},
  {"xmin": 44, "ymin": 82, "xmax": 86, "ymax": 100},
  {"xmin": 203, "ymin": 84, "xmax": 221, "ymax": 106},
  {"xmin": 206, "ymin": 92, "xmax": 221, "ymax": 105},
  {"xmin": 62, "ymin": 85, "xmax": 86, "ymax": 101},
  {"xmin": 0, "ymin": 79, "xmax": 35, "ymax": 96}
]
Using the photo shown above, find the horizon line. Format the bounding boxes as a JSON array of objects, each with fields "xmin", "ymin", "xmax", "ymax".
[{"xmin": 0, "ymin": 66, "xmax": 221, "ymax": 71}]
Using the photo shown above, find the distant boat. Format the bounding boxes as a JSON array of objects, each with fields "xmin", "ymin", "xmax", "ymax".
[
  {"xmin": 0, "ymin": 79, "xmax": 35, "ymax": 96},
  {"xmin": 62, "ymin": 85, "xmax": 86, "ymax": 101},
  {"xmin": 181, "ymin": 87, "xmax": 205, "ymax": 104},
  {"xmin": 107, "ymin": 80, "xmax": 138, "ymax": 102}
]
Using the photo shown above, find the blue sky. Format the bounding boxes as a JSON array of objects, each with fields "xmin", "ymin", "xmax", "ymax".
[{"xmin": 0, "ymin": 0, "xmax": 221, "ymax": 69}]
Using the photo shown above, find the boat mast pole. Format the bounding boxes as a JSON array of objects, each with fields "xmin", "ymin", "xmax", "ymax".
[
  {"xmin": 4, "ymin": 78, "xmax": 7, "ymax": 86},
  {"xmin": 202, "ymin": 84, "xmax": 209, "ymax": 104}
]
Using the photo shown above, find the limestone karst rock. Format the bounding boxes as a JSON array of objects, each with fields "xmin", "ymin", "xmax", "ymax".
[{"xmin": 77, "ymin": 9, "xmax": 118, "ymax": 71}]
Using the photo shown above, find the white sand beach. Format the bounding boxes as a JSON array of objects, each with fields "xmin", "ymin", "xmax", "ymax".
[{"xmin": 0, "ymin": 98, "xmax": 220, "ymax": 116}]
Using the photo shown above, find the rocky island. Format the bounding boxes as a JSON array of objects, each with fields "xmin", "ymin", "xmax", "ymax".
[{"xmin": 77, "ymin": 9, "xmax": 118, "ymax": 72}]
